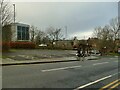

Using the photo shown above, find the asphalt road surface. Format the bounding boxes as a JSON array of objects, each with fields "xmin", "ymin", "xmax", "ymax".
[{"xmin": 2, "ymin": 56, "xmax": 120, "ymax": 89}]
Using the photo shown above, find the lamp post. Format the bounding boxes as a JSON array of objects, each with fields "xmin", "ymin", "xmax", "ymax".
[
  {"xmin": 13, "ymin": 4, "xmax": 15, "ymax": 23},
  {"xmin": 13, "ymin": 4, "xmax": 16, "ymax": 42}
]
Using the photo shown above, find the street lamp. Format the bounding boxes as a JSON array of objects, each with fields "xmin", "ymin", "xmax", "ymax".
[{"xmin": 13, "ymin": 4, "xmax": 15, "ymax": 23}]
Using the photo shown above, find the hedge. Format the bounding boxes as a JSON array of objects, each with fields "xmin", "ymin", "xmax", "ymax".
[
  {"xmin": 2, "ymin": 42, "xmax": 10, "ymax": 52},
  {"xmin": 10, "ymin": 42, "xmax": 35, "ymax": 49}
]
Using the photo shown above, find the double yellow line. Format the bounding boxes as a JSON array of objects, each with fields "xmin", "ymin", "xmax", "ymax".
[{"xmin": 99, "ymin": 79, "xmax": 120, "ymax": 90}]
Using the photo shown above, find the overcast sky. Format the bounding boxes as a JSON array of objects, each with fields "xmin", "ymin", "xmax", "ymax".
[{"xmin": 11, "ymin": 0, "xmax": 118, "ymax": 40}]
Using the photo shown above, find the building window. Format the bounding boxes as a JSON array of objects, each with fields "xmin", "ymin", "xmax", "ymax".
[
  {"xmin": 17, "ymin": 26, "xmax": 29, "ymax": 40},
  {"xmin": 17, "ymin": 26, "xmax": 22, "ymax": 40}
]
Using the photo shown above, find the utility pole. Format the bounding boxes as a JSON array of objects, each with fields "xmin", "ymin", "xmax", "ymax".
[
  {"xmin": 65, "ymin": 26, "xmax": 67, "ymax": 40},
  {"xmin": 13, "ymin": 4, "xmax": 15, "ymax": 23},
  {"xmin": 84, "ymin": 36, "xmax": 86, "ymax": 40}
]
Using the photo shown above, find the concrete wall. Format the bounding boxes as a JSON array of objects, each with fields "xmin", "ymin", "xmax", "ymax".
[{"xmin": 11, "ymin": 24, "xmax": 17, "ymax": 41}]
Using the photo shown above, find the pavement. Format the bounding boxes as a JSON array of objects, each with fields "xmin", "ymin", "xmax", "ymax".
[
  {"xmin": 1, "ymin": 49, "xmax": 100, "ymax": 66},
  {"xmin": 1, "ymin": 55, "xmax": 100, "ymax": 66}
]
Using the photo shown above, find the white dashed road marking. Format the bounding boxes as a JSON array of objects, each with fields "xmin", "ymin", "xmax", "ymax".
[
  {"xmin": 110, "ymin": 58, "xmax": 114, "ymax": 59},
  {"xmin": 41, "ymin": 65, "xmax": 82, "ymax": 72},
  {"xmin": 91, "ymin": 60, "xmax": 98, "ymax": 61},
  {"xmin": 93, "ymin": 62, "xmax": 109, "ymax": 66},
  {"xmin": 114, "ymin": 56, "xmax": 118, "ymax": 58},
  {"xmin": 114, "ymin": 61, "xmax": 118, "ymax": 62},
  {"xmin": 110, "ymin": 58, "xmax": 118, "ymax": 60},
  {"xmin": 41, "ymin": 59, "xmax": 117, "ymax": 72}
]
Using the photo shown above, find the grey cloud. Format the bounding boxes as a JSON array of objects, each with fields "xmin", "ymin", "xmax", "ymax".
[{"xmin": 15, "ymin": 2, "xmax": 117, "ymax": 39}]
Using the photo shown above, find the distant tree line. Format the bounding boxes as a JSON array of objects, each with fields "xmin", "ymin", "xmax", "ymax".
[
  {"xmin": 30, "ymin": 25, "xmax": 63, "ymax": 47},
  {"xmin": 92, "ymin": 17, "xmax": 120, "ymax": 53},
  {"xmin": 72, "ymin": 17, "xmax": 120, "ymax": 54}
]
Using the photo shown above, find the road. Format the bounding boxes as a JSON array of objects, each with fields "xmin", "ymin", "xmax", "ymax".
[{"xmin": 2, "ymin": 56, "xmax": 120, "ymax": 89}]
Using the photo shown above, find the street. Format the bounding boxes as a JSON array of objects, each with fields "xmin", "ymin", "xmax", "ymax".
[{"xmin": 2, "ymin": 56, "xmax": 119, "ymax": 89}]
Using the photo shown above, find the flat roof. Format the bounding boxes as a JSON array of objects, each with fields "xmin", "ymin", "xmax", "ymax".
[{"xmin": 11, "ymin": 23, "xmax": 30, "ymax": 27}]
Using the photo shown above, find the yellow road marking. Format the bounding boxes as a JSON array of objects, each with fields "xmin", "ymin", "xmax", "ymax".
[
  {"xmin": 108, "ymin": 82, "xmax": 120, "ymax": 90},
  {"xmin": 99, "ymin": 79, "xmax": 119, "ymax": 90},
  {"xmin": 100, "ymin": 79, "xmax": 119, "ymax": 90}
]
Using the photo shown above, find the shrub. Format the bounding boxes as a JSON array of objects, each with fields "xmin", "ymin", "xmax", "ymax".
[
  {"xmin": 2, "ymin": 42, "xmax": 10, "ymax": 52},
  {"xmin": 10, "ymin": 41, "xmax": 35, "ymax": 49}
]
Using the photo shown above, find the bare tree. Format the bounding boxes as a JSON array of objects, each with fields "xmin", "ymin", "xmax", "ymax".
[
  {"xmin": 54, "ymin": 28, "xmax": 63, "ymax": 41},
  {"xmin": 109, "ymin": 17, "xmax": 119, "ymax": 40},
  {"xmin": 30, "ymin": 25, "xmax": 38, "ymax": 42},
  {"xmin": 93, "ymin": 26, "xmax": 103, "ymax": 39},
  {"xmin": 0, "ymin": 0, "xmax": 13, "ymax": 27},
  {"xmin": 46, "ymin": 26, "xmax": 56, "ymax": 41},
  {"xmin": 1, "ymin": 0, "xmax": 13, "ymax": 51},
  {"xmin": 46, "ymin": 26, "xmax": 63, "ymax": 41},
  {"xmin": 30, "ymin": 25, "xmax": 48, "ymax": 45},
  {"xmin": 42, "ymin": 36, "xmax": 50, "ymax": 44},
  {"xmin": 92, "ymin": 17, "xmax": 120, "ymax": 53},
  {"xmin": 93, "ymin": 25, "xmax": 113, "ymax": 52},
  {"xmin": 35, "ymin": 30, "xmax": 46, "ymax": 45}
]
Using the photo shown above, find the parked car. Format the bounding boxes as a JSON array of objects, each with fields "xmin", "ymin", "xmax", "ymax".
[
  {"xmin": 39, "ymin": 44, "xmax": 47, "ymax": 47},
  {"xmin": 89, "ymin": 51, "xmax": 101, "ymax": 56}
]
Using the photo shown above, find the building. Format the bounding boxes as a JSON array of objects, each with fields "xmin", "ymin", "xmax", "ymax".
[
  {"xmin": 10, "ymin": 23, "xmax": 30, "ymax": 42},
  {"xmin": 56, "ymin": 40, "xmax": 73, "ymax": 49},
  {"xmin": 2, "ymin": 23, "xmax": 36, "ymax": 49}
]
